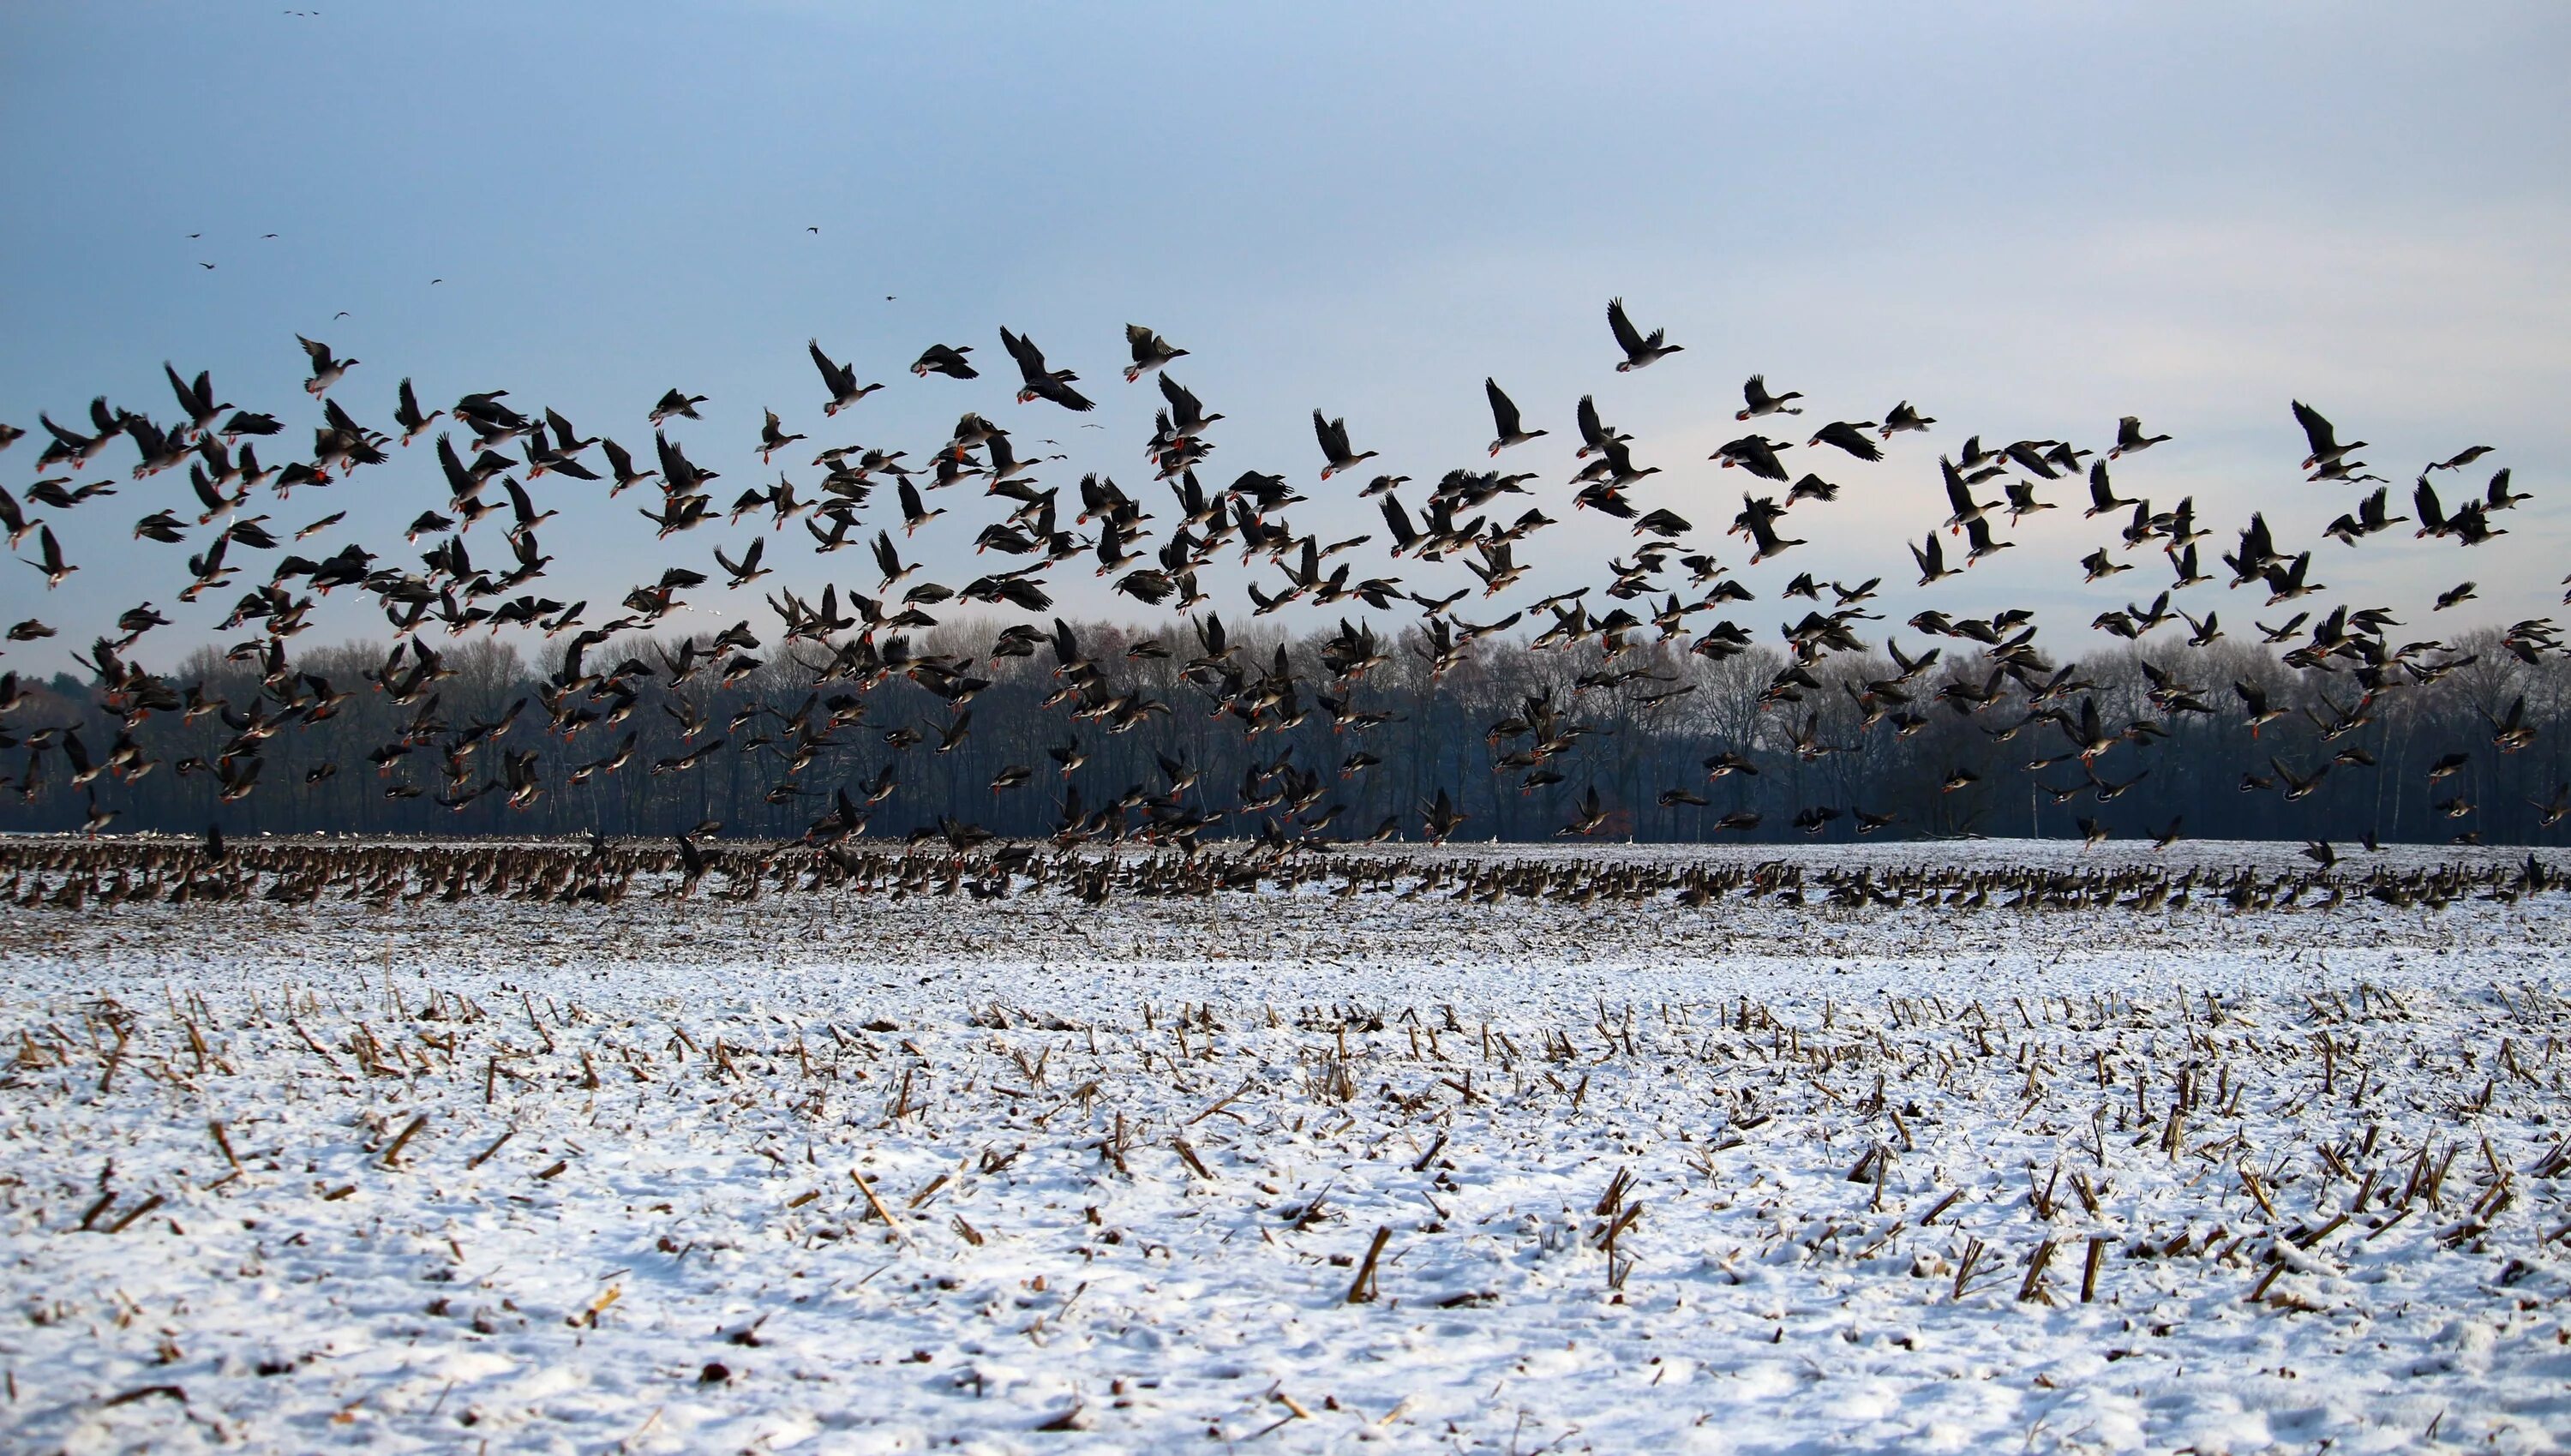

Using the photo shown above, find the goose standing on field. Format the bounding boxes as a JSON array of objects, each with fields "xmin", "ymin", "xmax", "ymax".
[
  {"xmin": 1483, "ymin": 378, "xmax": 1547, "ymax": 455},
  {"xmin": 1607, "ymin": 297, "xmax": 1682, "ymax": 370}
]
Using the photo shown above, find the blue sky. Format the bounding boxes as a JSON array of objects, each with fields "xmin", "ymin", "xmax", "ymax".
[{"xmin": 3, "ymin": 2, "xmax": 2565, "ymax": 672}]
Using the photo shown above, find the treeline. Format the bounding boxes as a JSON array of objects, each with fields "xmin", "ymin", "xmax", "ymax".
[{"xmin": 4, "ymin": 617, "xmax": 2567, "ymax": 847}]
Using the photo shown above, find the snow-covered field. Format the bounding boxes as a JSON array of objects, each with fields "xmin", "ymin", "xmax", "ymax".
[{"xmin": 4, "ymin": 843, "xmax": 2570, "ymax": 1453}]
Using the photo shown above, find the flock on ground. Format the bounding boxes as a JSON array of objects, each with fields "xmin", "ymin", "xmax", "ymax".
[
  {"xmin": 0, "ymin": 831, "xmax": 2559, "ymax": 910},
  {"xmin": 0, "ymin": 300, "xmax": 2552, "ymax": 859}
]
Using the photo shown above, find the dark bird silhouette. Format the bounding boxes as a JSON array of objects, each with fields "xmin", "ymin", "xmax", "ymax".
[
  {"xmin": 1606, "ymin": 297, "xmax": 1681, "ymax": 370},
  {"xmin": 1000, "ymin": 328, "xmax": 1094, "ymax": 411},
  {"xmin": 1483, "ymin": 379, "xmax": 1546, "ymax": 456},
  {"xmin": 2109, "ymin": 415, "xmax": 2170, "ymax": 458}
]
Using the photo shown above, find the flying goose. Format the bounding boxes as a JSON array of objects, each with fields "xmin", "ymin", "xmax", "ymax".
[
  {"xmin": 911, "ymin": 343, "xmax": 978, "ymax": 379},
  {"xmin": 2291, "ymin": 400, "xmax": 2363, "ymax": 471},
  {"xmin": 296, "ymin": 334, "xmax": 354, "ymax": 395},
  {"xmin": 1736, "ymin": 374, "xmax": 1803, "ymax": 420},
  {"xmin": 1807, "ymin": 420, "xmax": 1881, "ymax": 461},
  {"xmin": 649, "ymin": 388, "xmax": 708, "ymax": 423},
  {"xmin": 1124, "ymin": 325, "xmax": 1187, "ymax": 381},
  {"xmin": 1483, "ymin": 378, "xmax": 1547, "ymax": 455},
  {"xmin": 1000, "ymin": 327, "xmax": 1094, "ymax": 411},
  {"xmin": 1606, "ymin": 297, "xmax": 1681, "ymax": 370},
  {"xmin": 1878, "ymin": 400, "xmax": 1934, "ymax": 437},
  {"xmin": 1313, "ymin": 410, "xmax": 1378, "ymax": 479},
  {"xmin": 2108, "ymin": 415, "xmax": 2170, "ymax": 458},
  {"xmin": 807, "ymin": 339, "xmax": 884, "ymax": 415}
]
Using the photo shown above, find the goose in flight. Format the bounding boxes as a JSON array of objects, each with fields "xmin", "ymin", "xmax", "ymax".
[
  {"xmin": 758, "ymin": 409, "xmax": 805, "ymax": 463},
  {"xmin": 1712, "ymin": 434, "xmax": 1789, "ymax": 482},
  {"xmin": 163, "ymin": 364, "xmax": 231, "ymax": 436},
  {"xmin": 2109, "ymin": 415, "xmax": 2171, "ymax": 458},
  {"xmin": 807, "ymin": 339, "xmax": 884, "ymax": 416},
  {"xmin": 1483, "ymin": 378, "xmax": 1546, "ymax": 455},
  {"xmin": 393, "ymin": 378, "xmax": 440, "ymax": 444},
  {"xmin": 911, "ymin": 343, "xmax": 978, "ymax": 379},
  {"xmin": 296, "ymin": 334, "xmax": 355, "ymax": 395},
  {"xmin": 2291, "ymin": 400, "xmax": 2364, "ymax": 471},
  {"xmin": 1606, "ymin": 297, "xmax": 1681, "ymax": 370},
  {"xmin": 1123, "ymin": 325, "xmax": 1187, "ymax": 381},
  {"xmin": 1000, "ymin": 327, "xmax": 1094, "ymax": 411},
  {"xmin": 1736, "ymin": 374, "xmax": 1804, "ymax": 420},
  {"xmin": 1807, "ymin": 420, "xmax": 1881, "ymax": 461},
  {"xmin": 2083, "ymin": 460, "xmax": 2135, "ymax": 518},
  {"xmin": 649, "ymin": 388, "xmax": 707, "ymax": 424},
  {"xmin": 20, "ymin": 524, "xmax": 73, "ymax": 587},
  {"xmin": 1879, "ymin": 400, "xmax": 1934, "ymax": 437},
  {"xmin": 1573, "ymin": 395, "xmax": 1630, "ymax": 459},
  {"xmin": 1313, "ymin": 410, "xmax": 1378, "ymax": 480}
]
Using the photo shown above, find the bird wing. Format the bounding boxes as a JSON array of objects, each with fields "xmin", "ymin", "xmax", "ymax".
[
  {"xmin": 1485, "ymin": 378, "xmax": 1520, "ymax": 436},
  {"xmin": 999, "ymin": 327, "xmax": 1046, "ymax": 384},
  {"xmin": 1040, "ymin": 379, "xmax": 1096, "ymax": 412},
  {"xmin": 808, "ymin": 339, "xmax": 845, "ymax": 390},
  {"xmin": 2291, "ymin": 399, "xmax": 2336, "ymax": 457},
  {"xmin": 1606, "ymin": 297, "xmax": 1645, "ymax": 355},
  {"xmin": 1943, "ymin": 458, "xmax": 1973, "ymax": 513}
]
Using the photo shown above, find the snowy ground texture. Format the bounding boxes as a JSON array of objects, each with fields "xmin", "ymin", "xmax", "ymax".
[{"xmin": 5, "ymin": 840, "xmax": 2571, "ymax": 1454}]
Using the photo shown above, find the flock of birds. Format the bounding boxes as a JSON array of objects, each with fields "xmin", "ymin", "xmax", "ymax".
[
  {"xmin": 0, "ymin": 297, "xmax": 2553, "ymax": 869},
  {"xmin": 0, "ymin": 833, "xmax": 2556, "ymax": 914}
]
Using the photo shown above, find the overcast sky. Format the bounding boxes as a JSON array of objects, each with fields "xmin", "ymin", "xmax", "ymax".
[{"xmin": 3, "ymin": 2, "xmax": 2565, "ymax": 674}]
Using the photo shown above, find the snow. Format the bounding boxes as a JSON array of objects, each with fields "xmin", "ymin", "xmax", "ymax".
[{"xmin": 3, "ymin": 842, "xmax": 2569, "ymax": 1453}]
